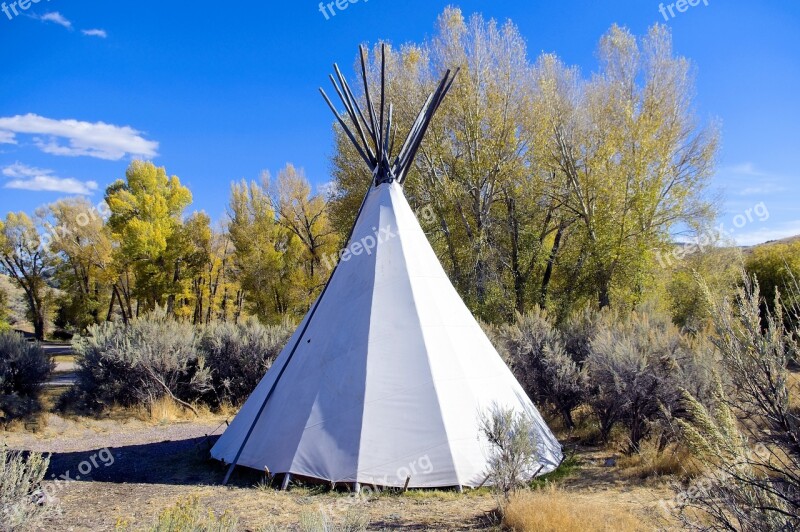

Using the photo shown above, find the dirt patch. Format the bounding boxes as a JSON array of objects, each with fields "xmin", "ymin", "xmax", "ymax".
[{"xmin": 3, "ymin": 417, "xmax": 680, "ymax": 530}]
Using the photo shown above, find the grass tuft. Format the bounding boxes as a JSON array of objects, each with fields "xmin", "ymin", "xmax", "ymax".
[{"xmin": 504, "ymin": 485, "xmax": 648, "ymax": 531}]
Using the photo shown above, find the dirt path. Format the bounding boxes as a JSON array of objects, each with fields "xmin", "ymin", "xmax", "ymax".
[
  {"xmin": 3, "ymin": 417, "xmax": 675, "ymax": 530},
  {"xmin": 43, "ymin": 342, "xmax": 78, "ymax": 387},
  {"xmin": 4, "ymin": 417, "xmax": 498, "ymax": 530}
]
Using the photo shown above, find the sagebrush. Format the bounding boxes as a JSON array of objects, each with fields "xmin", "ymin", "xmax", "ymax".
[
  {"xmin": 70, "ymin": 310, "xmax": 209, "ymax": 412},
  {"xmin": 0, "ymin": 331, "xmax": 54, "ymax": 422},
  {"xmin": 0, "ymin": 446, "xmax": 53, "ymax": 531},
  {"xmin": 199, "ymin": 318, "xmax": 292, "ymax": 406}
]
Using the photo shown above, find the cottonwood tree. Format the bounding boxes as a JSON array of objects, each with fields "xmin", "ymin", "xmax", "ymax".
[
  {"xmin": 545, "ymin": 24, "xmax": 718, "ymax": 310},
  {"xmin": 270, "ymin": 164, "xmax": 338, "ymax": 294},
  {"xmin": 228, "ymin": 178, "xmax": 304, "ymax": 323},
  {"xmin": 0, "ymin": 213, "xmax": 53, "ymax": 340},
  {"xmin": 329, "ymin": 12, "xmax": 718, "ymax": 322},
  {"xmin": 190, "ymin": 228, "xmax": 238, "ymax": 325},
  {"xmin": 105, "ymin": 161, "xmax": 197, "ymax": 317},
  {"xmin": 47, "ymin": 197, "xmax": 114, "ymax": 331}
]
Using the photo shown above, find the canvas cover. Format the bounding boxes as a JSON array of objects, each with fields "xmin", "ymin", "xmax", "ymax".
[{"xmin": 211, "ymin": 181, "xmax": 562, "ymax": 487}]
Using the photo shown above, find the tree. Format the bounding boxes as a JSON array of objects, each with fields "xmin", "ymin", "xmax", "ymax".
[
  {"xmin": 105, "ymin": 161, "xmax": 194, "ymax": 316},
  {"xmin": 228, "ymin": 178, "xmax": 304, "ymax": 323},
  {"xmin": 0, "ymin": 213, "xmax": 53, "ymax": 340},
  {"xmin": 544, "ymin": 24, "xmax": 718, "ymax": 310},
  {"xmin": 167, "ymin": 211, "xmax": 212, "ymax": 320},
  {"xmin": 271, "ymin": 164, "xmax": 338, "ymax": 295},
  {"xmin": 328, "ymin": 12, "xmax": 719, "ymax": 322},
  {"xmin": 46, "ymin": 197, "xmax": 114, "ymax": 331}
]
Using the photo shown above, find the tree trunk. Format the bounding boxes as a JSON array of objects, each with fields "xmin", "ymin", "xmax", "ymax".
[
  {"xmin": 32, "ymin": 302, "xmax": 45, "ymax": 341},
  {"xmin": 106, "ymin": 287, "xmax": 117, "ymax": 322},
  {"xmin": 540, "ymin": 222, "xmax": 565, "ymax": 308},
  {"xmin": 598, "ymin": 280, "xmax": 611, "ymax": 309},
  {"xmin": 561, "ymin": 407, "xmax": 575, "ymax": 431}
]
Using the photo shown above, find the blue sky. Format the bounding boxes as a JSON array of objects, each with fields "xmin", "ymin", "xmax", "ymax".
[{"xmin": 0, "ymin": 0, "xmax": 798, "ymax": 245}]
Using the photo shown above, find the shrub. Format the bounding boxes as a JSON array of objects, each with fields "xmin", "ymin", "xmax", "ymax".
[
  {"xmin": 198, "ymin": 318, "xmax": 292, "ymax": 406},
  {"xmin": 501, "ymin": 309, "xmax": 586, "ymax": 429},
  {"xmin": 479, "ymin": 405, "xmax": 540, "ymax": 502},
  {"xmin": 144, "ymin": 496, "xmax": 237, "ymax": 532},
  {"xmin": 71, "ymin": 310, "xmax": 210, "ymax": 412},
  {"xmin": 558, "ymin": 305, "xmax": 603, "ymax": 365},
  {"xmin": 0, "ymin": 446, "xmax": 54, "ymax": 531},
  {"xmin": 745, "ymin": 240, "xmax": 800, "ymax": 318},
  {"xmin": 586, "ymin": 311, "xmax": 714, "ymax": 452},
  {"xmin": 673, "ymin": 274, "xmax": 800, "ymax": 530},
  {"xmin": 0, "ymin": 331, "xmax": 53, "ymax": 422}
]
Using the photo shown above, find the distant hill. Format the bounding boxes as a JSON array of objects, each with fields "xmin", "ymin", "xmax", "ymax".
[
  {"xmin": 756, "ymin": 234, "xmax": 800, "ymax": 247},
  {"xmin": 740, "ymin": 234, "xmax": 800, "ymax": 253}
]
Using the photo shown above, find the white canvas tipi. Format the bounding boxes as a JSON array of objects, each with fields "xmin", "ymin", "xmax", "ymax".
[{"xmin": 212, "ymin": 46, "xmax": 562, "ymax": 489}]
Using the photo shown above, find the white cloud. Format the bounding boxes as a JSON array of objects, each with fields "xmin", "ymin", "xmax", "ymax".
[
  {"xmin": 82, "ymin": 29, "xmax": 107, "ymax": 38},
  {"xmin": 0, "ymin": 130, "xmax": 16, "ymax": 145},
  {"xmin": 735, "ymin": 220, "xmax": 800, "ymax": 247},
  {"xmin": 38, "ymin": 12, "xmax": 72, "ymax": 29},
  {"xmin": 3, "ymin": 162, "xmax": 45, "ymax": 179},
  {"xmin": 0, "ymin": 114, "xmax": 159, "ymax": 160},
  {"xmin": 2, "ymin": 163, "xmax": 98, "ymax": 195},
  {"xmin": 738, "ymin": 184, "xmax": 786, "ymax": 196},
  {"xmin": 725, "ymin": 162, "xmax": 764, "ymax": 176},
  {"xmin": 719, "ymin": 162, "xmax": 795, "ymax": 197}
]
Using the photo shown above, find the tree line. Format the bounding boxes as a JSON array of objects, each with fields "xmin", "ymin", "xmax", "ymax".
[
  {"xmin": 0, "ymin": 162, "xmax": 337, "ymax": 339},
  {"xmin": 1, "ymin": 9, "xmax": 797, "ymax": 340}
]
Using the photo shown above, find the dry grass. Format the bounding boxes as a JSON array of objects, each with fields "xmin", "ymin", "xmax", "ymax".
[
  {"xmin": 128, "ymin": 397, "xmax": 237, "ymax": 425},
  {"xmin": 133, "ymin": 396, "xmax": 196, "ymax": 424},
  {"xmin": 504, "ymin": 486, "xmax": 650, "ymax": 532},
  {"xmin": 52, "ymin": 354, "xmax": 75, "ymax": 365},
  {"xmin": 617, "ymin": 442, "xmax": 702, "ymax": 481},
  {"xmin": 789, "ymin": 370, "xmax": 800, "ymax": 415}
]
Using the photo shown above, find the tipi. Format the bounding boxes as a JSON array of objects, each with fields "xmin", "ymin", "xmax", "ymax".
[{"xmin": 212, "ymin": 45, "xmax": 562, "ymax": 489}]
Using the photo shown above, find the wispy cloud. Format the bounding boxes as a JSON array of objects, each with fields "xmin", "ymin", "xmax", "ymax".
[
  {"xmin": 0, "ymin": 114, "xmax": 159, "ymax": 160},
  {"xmin": 38, "ymin": 12, "xmax": 72, "ymax": 29},
  {"xmin": 724, "ymin": 162, "xmax": 766, "ymax": 177},
  {"xmin": 720, "ymin": 162, "xmax": 793, "ymax": 197},
  {"xmin": 2, "ymin": 163, "xmax": 98, "ymax": 195},
  {"xmin": 0, "ymin": 130, "xmax": 16, "ymax": 145},
  {"xmin": 82, "ymin": 29, "xmax": 107, "ymax": 38},
  {"xmin": 738, "ymin": 183, "xmax": 786, "ymax": 196}
]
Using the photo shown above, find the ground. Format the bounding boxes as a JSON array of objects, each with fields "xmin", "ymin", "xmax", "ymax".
[{"xmin": 2, "ymin": 412, "xmax": 679, "ymax": 531}]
